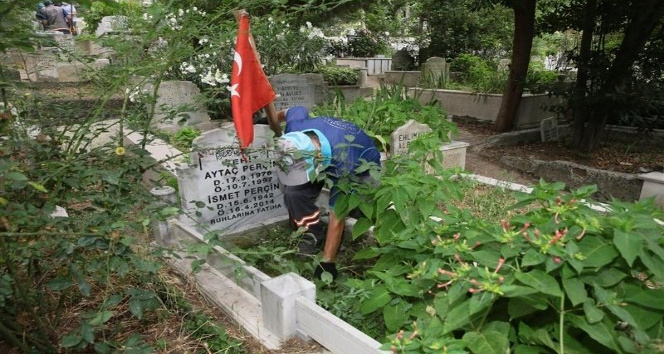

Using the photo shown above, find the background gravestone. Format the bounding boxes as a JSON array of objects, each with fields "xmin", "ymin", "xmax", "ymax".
[
  {"xmin": 150, "ymin": 80, "xmax": 214, "ymax": 133},
  {"xmin": 391, "ymin": 49, "xmax": 415, "ymax": 71},
  {"xmin": 421, "ymin": 57, "xmax": 449, "ymax": 86},
  {"xmin": 540, "ymin": 117, "xmax": 559, "ymax": 142},
  {"xmin": 95, "ymin": 16, "xmax": 129, "ymax": 37},
  {"xmin": 176, "ymin": 124, "xmax": 287, "ymax": 235},
  {"xmin": 389, "ymin": 119, "xmax": 433, "ymax": 156},
  {"xmin": 269, "ymin": 73, "xmax": 328, "ymax": 111}
]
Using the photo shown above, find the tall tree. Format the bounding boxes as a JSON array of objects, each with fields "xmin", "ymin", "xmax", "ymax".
[
  {"xmin": 572, "ymin": 0, "xmax": 664, "ymax": 151},
  {"xmin": 494, "ymin": 0, "xmax": 537, "ymax": 132}
]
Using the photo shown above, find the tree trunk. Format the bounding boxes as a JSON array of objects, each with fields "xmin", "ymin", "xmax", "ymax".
[
  {"xmin": 575, "ymin": 0, "xmax": 664, "ymax": 151},
  {"xmin": 571, "ymin": 0, "xmax": 597, "ymax": 148},
  {"xmin": 494, "ymin": 0, "xmax": 537, "ymax": 132}
]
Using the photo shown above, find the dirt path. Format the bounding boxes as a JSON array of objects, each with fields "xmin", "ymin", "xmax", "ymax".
[{"xmin": 455, "ymin": 128, "xmax": 538, "ymax": 187}]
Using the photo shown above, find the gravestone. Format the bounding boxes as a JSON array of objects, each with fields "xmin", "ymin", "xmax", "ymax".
[
  {"xmin": 176, "ymin": 124, "xmax": 287, "ymax": 234},
  {"xmin": 498, "ymin": 59, "xmax": 511, "ymax": 71},
  {"xmin": 389, "ymin": 119, "xmax": 432, "ymax": 156},
  {"xmin": 391, "ymin": 49, "xmax": 415, "ymax": 71},
  {"xmin": 421, "ymin": 57, "xmax": 449, "ymax": 86},
  {"xmin": 34, "ymin": 53, "xmax": 59, "ymax": 82},
  {"xmin": 150, "ymin": 80, "xmax": 213, "ymax": 133},
  {"xmin": 540, "ymin": 117, "xmax": 559, "ymax": 142},
  {"xmin": 95, "ymin": 16, "xmax": 128, "ymax": 37},
  {"xmin": 269, "ymin": 73, "xmax": 327, "ymax": 111}
]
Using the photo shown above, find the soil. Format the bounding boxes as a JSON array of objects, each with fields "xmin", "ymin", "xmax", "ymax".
[{"xmin": 454, "ymin": 118, "xmax": 664, "ymax": 186}]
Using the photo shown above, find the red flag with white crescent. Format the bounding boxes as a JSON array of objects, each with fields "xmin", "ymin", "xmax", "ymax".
[{"xmin": 230, "ymin": 14, "xmax": 276, "ymax": 148}]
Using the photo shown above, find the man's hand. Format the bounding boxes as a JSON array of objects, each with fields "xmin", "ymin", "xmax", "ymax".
[{"xmin": 314, "ymin": 262, "xmax": 338, "ymax": 280}]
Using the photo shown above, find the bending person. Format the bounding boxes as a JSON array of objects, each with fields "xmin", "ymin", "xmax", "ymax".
[{"xmin": 273, "ymin": 106, "xmax": 380, "ymax": 280}]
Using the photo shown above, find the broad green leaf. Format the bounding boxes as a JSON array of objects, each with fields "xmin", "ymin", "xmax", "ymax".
[
  {"xmin": 463, "ymin": 331, "xmax": 509, "ymax": 354},
  {"xmin": 577, "ymin": 237, "xmax": 618, "ymax": 268},
  {"xmin": 638, "ymin": 250, "xmax": 664, "ymax": 282},
  {"xmin": 383, "ymin": 300, "xmax": 409, "ymax": 332},
  {"xmin": 80, "ymin": 323, "xmax": 94, "ymax": 344},
  {"xmin": 89, "ymin": 310, "xmax": 114, "ymax": 326},
  {"xmin": 568, "ymin": 314, "xmax": 621, "ymax": 352},
  {"xmin": 562, "ymin": 277, "xmax": 587, "ymax": 306},
  {"xmin": 360, "ymin": 285, "xmax": 391, "ymax": 315},
  {"xmin": 515, "ymin": 269, "xmax": 563, "ymax": 297},
  {"xmin": 442, "ymin": 300, "xmax": 472, "ymax": 334},
  {"xmin": 501, "ymin": 285, "xmax": 538, "ymax": 298},
  {"xmin": 47, "ymin": 276, "xmax": 73, "ymax": 291},
  {"xmin": 78, "ymin": 280, "xmax": 91, "ymax": 297},
  {"xmin": 469, "ymin": 292, "xmax": 494, "ymax": 315},
  {"xmin": 129, "ymin": 299, "xmax": 143, "ymax": 319},
  {"xmin": 61, "ymin": 334, "xmax": 82, "ymax": 348},
  {"xmin": 351, "ymin": 217, "xmax": 373, "ymax": 239},
  {"xmin": 508, "ymin": 296, "xmax": 547, "ymax": 319},
  {"xmin": 471, "ymin": 250, "xmax": 501, "ymax": 267},
  {"xmin": 517, "ymin": 322, "xmax": 557, "ymax": 351},
  {"xmin": 521, "ymin": 249, "xmax": 546, "ymax": 267},
  {"xmin": 613, "ymin": 230, "xmax": 641, "ymax": 266},
  {"xmin": 352, "ymin": 247, "xmax": 378, "ymax": 260},
  {"xmin": 624, "ymin": 285, "xmax": 664, "ymax": 310},
  {"xmin": 513, "ymin": 345, "xmax": 542, "ymax": 354},
  {"xmin": 593, "ymin": 268, "xmax": 627, "ymax": 287},
  {"xmin": 583, "ymin": 299, "xmax": 604, "ymax": 323}
]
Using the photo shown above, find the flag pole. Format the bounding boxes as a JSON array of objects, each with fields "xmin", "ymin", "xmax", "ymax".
[{"xmin": 234, "ymin": 10, "xmax": 282, "ymax": 137}]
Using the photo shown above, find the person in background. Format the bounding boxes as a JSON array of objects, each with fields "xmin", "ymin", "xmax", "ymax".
[
  {"xmin": 39, "ymin": 1, "xmax": 70, "ymax": 34},
  {"xmin": 61, "ymin": 2, "xmax": 77, "ymax": 34},
  {"xmin": 272, "ymin": 106, "xmax": 381, "ymax": 280}
]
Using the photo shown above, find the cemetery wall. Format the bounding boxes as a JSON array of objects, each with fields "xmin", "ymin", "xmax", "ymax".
[{"xmin": 410, "ymin": 88, "xmax": 561, "ymax": 129}]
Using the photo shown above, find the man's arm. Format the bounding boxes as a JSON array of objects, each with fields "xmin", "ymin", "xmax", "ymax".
[
  {"xmin": 322, "ymin": 211, "xmax": 344, "ymax": 262},
  {"xmin": 265, "ymin": 102, "xmax": 282, "ymax": 137}
]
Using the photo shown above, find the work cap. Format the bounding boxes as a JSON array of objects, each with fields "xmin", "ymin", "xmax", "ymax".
[{"xmin": 274, "ymin": 132, "xmax": 317, "ymax": 186}]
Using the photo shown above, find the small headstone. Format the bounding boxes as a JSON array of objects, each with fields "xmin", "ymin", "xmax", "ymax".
[
  {"xmin": 150, "ymin": 80, "xmax": 212, "ymax": 133},
  {"xmin": 498, "ymin": 59, "xmax": 511, "ymax": 71},
  {"xmin": 391, "ymin": 49, "xmax": 414, "ymax": 71},
  {"xmin": 35, "ymin": 53, "xmax": 59, "ymax": 82},
  {"xmin": 95, "ymin": 16, "xmax": 128, "ymax": 37},
  {"xmin": 421, "ymin": 57, "xmax": 449, "ymax": 86},
  {"xmin": 540, "ymin": 117, "xmax": 559, "ymax": 142},
  {"xmin": 269, "ymin": 73, "xmax": 328, "ymax": 111},
  {"xmin": 389, "ymin": 119, "xmax": 432, "ymax": 156},
  {"xmin": 176, "ymin": 124, "xmax": 287, "ymax": 234}
]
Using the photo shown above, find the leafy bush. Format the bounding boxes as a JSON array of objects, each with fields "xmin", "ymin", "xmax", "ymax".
[
  {"xmin": 171, "ymin": 127, "xmax": 200, "ymax": 151},
  {"xmin": 315, "ymin": 66, "xmax": 359, "ymax": 86},
  {"xmin": 327, "ymin": 28, "xmax": 389, "ymax": 58},
  {"xmin": 342, "ymin": 162, "xmax": 664, "ymax": 353},
  {"xmin": 448, "ymin": 54, "xmax": 507, "ymax": 93},
  {"xmin": 314, "ymin": 84, "xmax": 456, "ymax": 152}
]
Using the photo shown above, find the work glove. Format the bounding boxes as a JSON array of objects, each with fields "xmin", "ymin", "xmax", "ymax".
[{"xmin": 314, "ymin": 262, "xmax": 338, "ymax": 280}]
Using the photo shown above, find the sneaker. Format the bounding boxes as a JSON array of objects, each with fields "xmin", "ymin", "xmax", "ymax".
[{"xmin": 296, "ymin": 233, "xmax": 319, "ymax": 256}]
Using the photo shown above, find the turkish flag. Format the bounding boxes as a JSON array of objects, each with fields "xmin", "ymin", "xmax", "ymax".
[{"xmin": 230, "ymin": 14, "xmax": 276, "ymax": 148}]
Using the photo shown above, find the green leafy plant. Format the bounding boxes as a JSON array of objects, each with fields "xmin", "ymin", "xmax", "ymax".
[
  {"xmin": 315, "ymin": 66, "xmax": 359, "ymax": 86},
  {"xmin": 344, "ymin": 167, "xmax": 664, "ymax": 353}
]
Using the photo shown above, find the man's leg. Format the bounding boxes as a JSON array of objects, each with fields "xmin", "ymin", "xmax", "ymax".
[{"xmin": 283, "ymin": 182, "xmax": 325, "ymax": 254}]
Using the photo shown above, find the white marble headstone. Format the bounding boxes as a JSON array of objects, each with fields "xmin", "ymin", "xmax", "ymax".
[
  {"xmin": 421, "ymin": 57, "xmax": 449, "ymax": 85},
  {"xmin": 389, "ymin": 119, "xmax": 433, "ymax": 156},
  {"xmin": 176, "ymin": 124, "xmax": 287, "ymax": 234},
  {"xmin": 95, "ymin": 16, "xmax": 128, "ymax": 37}
]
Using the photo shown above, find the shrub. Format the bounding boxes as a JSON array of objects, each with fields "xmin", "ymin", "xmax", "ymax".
[{"xmin": 315, "ymin": 66, "xmax": 359, "ymax": 86}]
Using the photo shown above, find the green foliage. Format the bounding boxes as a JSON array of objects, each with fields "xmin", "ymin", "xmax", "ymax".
[
  {"xmin": 314, "ymin": 84, "xmax": 456, "ymax": 152},
  {"xmin": 315, "ymin": 65, "xmax": 359, "ymax": 85},
  {"xmin": 171, "ymin": 127, "xmax": 200, "ymax": 151},
  {"xmin": 342, "ymin": 168, "xmax": 664, "ymax": 352},
  {"xmin": 327, "ymin": 28, "xmax": 389, "ymax": 58},
  {"xmin": 448, "ymin": 54, "xmax": 507, "ymax": 93},
  {"xmin": 84, "ymin": 1, "xmax": 140, "ymax": 35}
]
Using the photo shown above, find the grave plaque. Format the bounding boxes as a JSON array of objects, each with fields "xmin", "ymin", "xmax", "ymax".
[
  {"xmin": 421, "ymin": 57, "xmax": 449, "ymax": 85},
  {"xmin": 177, "ymin": 124, "xmax": 287, "ymax": 233},
  {"xmin": 540, "ymin": 117, "xmax": 559, "ymax": 142},
  {"xmin": 269, "ymin": 73, "xmax": 327, "ymax": 111},
  {"xmin": 35, "ymin": 53, "xmax": 58, "ymax": 82},
  {"xmin": 151, "ymin": 80, "xmax": 212, "ymax": 133},
  {"xmin": 390, "ymin": 119, "xmax": 433, "ymax": 156},
  {"xmin": 95, "ymin": 16, "xmax": 128, "ymax": 37}
]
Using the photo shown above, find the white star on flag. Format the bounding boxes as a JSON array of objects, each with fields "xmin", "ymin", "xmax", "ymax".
[{"xmin": 228, "ymin": 83, "xmax": 239, "ymax": 97}]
